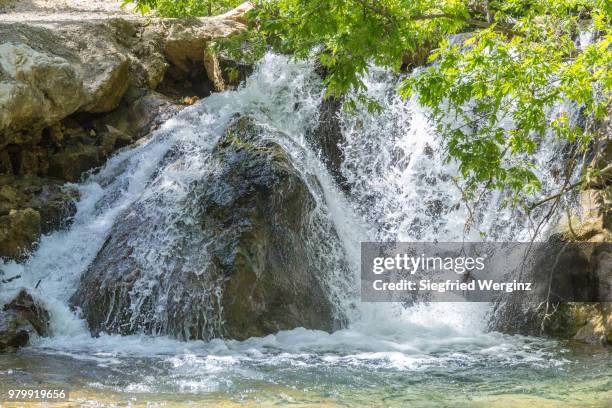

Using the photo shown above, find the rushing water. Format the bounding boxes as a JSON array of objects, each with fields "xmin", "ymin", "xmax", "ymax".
[{"xmin": 0, "ymin": 54, "xmax": 610, "ymax": 407}]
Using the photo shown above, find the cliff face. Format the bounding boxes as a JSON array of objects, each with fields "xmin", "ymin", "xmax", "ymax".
[{"xmin": 0, "ymin": 2, "xmax": 249, "ymax": 260}]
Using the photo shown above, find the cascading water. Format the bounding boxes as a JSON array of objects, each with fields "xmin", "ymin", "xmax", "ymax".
[{"xmin": 0, "ymin": 53, "xmax": 609, "ymax": 406}]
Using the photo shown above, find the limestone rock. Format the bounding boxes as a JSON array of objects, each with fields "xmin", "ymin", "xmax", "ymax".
[
  {"xmin": 81, "ymin": 56, "xmax": 130, "ymax": 113},
  {"xmin": 572, "ymin": 304, "xmax": 612, "ymax": 345},
  {"xmin": 0, "ymin": 4, "xmax": 250, "ymax": 263},
  {"xmin": 160, "ymin": 17, "xmax": 245, "ymax": 80},
  {"xmin": 0, "ymin": 42, "xmax": 84, "ymax": 142},
  {"xmin": 0, "ymin": 12, "xmax": 247, "ymax": 149},
  {"xmin": 203, "ymin": 46, "xmax": 225, "ymax": 92}
]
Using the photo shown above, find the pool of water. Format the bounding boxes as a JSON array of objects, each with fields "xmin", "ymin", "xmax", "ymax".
[{"xmin": 1, "ymin": 326, "xmax": 610, "ymax": 407}]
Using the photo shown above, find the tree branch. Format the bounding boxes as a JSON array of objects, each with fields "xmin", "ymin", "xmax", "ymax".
[
  {"xmin": 412, "ymin": 13, "xmax": 521, "ymax": 36},
  {"xmin": 528, "ymin": 163, "xmax": 612, "ymax": 211}
]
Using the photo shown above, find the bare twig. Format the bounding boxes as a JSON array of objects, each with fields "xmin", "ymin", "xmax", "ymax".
[{"xmin": 0, "ymin": 274, "xmax": 21, "ymax": 284}]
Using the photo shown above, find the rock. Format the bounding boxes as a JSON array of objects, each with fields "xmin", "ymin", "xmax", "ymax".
[
  {"xmin": 572, "ymin": 304, "xmax": 612, "ymax": 345},
  {"xmin": 490, "ymin": 110, "xmax": 612, "ymax": 346},
  {"xmin": 91, "ymin": 92, "xmax": 180, "ymax": 154},
  {"xmin": 27, "ymin": 182, "xmax": 79, "ymax": 234},
  {"xmin": 48, "ymin": 143, "xmax": 100, "ymax": 182},
  {"xmin": 0, "ymin": 42, "xmax": 85, "ymax": 143},
  {"xmin": 0, "ymin": 183, "xmax": 20, "ymax": 215},
  {"xmin": 0, "ymin": 289, "xmax": 50, "ymax": 352},
  {"xmin": 161, "ymin": 17, "xmax": 245, "ymax": 80},
  {"xmin": 72, "ymin": 116, "xmax": 342, "ymax": 341},
  {"xmin": 4, "ymin": 289, "xmax": 50, "ymax": 336},
  {"xmin": 0, "ymin": 5, "xmax": 250, "ymax": 261},
  {"xmin": 0, "ymin": 208, "xmax": 41, "ymax": 260},
  {"xmin": 203, "ymin": 45, "xmax": 226, "ymax": 92},
  {"xmin": 210, "ymin": 117, "xmax": 341, "ymax": 339},
  {"xmin": 307, "ymin": 95, "xmax": 348, "ymax": 190},
  {"xmin": 0, "ymin": 310, "xmax": 32, "ymax": 351},
  {"xmin": 218, "ymin": 56, "xmax": 253, "ymax": 88},
  {"xmin": 0, "ymin": 41, "xmax": 83, "ymax": 131},
  {"xmin": 0, "ymin": 10, "xmax": 247, "ymax": 149},
  {"xmin": 490, "ymin": 239, "xmax": 612, "ymax": 345},
  {"xmin": 0, "ymin": 149, "xmax": 11, "ymax": 173},
  {"xmin": 217, "ymin": 2, "xmax": 255, "ymax": 25},
  {"xmin": 0, "ymin": 175, "xmax": 78, "ymax": 258}
]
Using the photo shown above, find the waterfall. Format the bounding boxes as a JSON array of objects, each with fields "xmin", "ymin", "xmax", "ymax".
[{"xmin": 0, "ymin": 52, "xmax": 574, "ymax": 352}]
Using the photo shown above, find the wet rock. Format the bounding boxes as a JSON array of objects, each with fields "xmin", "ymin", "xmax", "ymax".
[
  {"xmin": 0, "ymin": 289, "xmax": 50, "ymax": 352},
  {"xmin": 490, "ymin": 239, "xmax": 612, "ymax": 345},
  {"xmin": 0, "ymin": 310, "xmax": 32, "ymax": 352},
  {"xmin": 27, "ymin": 183, "xmax": 79, "ymax": 234},
  {"xmin": 219, "ymin": 56, "xmax": 253, "ymax": 88},
  {"xmin": 0, "ymin": 175, "xmax": 79, "ymax": 259},
  {"xmin": 48, "ymin": 144, "xmax": 100, "ymax": 182},
  {"xmin": 4, "ymin": 289, "xmax": 50, "ymax": 336},
  {"xmin": 307, "ymin": 95, "xmax": 348, "ymax": 190},
  {"xmin": 72, "ymin": 116, "xmax": 341, "ymax": 341},
  {"xmin": 210, "ymin": 117, "xmax": 340, "ymax": 339},
  {"xmin": 0, "ymin": 208, "xmax": 41, "ymax": 260}
]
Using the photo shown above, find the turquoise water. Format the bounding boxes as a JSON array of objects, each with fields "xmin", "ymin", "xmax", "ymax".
[{"xmin": 0, "ymin": 333, "xmax": 610, "ymax": 407}]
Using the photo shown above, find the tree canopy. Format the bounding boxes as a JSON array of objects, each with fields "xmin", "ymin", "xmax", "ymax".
[
  {"xmin": 122, "ymin": 0, "xmax": 241, "ymax": 16},
  {"xmin": 126, "ymin": 0, "xmax": 611, "ymax": 212}
]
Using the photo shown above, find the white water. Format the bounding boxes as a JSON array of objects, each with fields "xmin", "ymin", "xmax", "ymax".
[{"xmin": 0, "ymin": 54, "xmax": 572, "ymax": 389}]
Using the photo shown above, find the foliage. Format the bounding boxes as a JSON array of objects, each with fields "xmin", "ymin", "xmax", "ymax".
[
  {"xmin": 126, "ymin": 0, "xmax": 612, "ymax": 210},
  {"xmin": 122, "ymin": 0, "xmax": 242, "ymax": 17},
  {"xmin": 251, "ymin": 0, "xmax": 611, "ymax": 209}
]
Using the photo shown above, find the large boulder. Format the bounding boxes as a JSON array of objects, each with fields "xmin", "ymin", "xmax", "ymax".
[
  {"xmin": 0, "ymin": 42, "xmax": 85, "ymax": 140},
  {"xmin": 0, "ymin": 289, "xmax": 50, "ymax": 352},
  {"xmin": 72, "ymin": 116, "xmax": 343, "ymax": 340}
]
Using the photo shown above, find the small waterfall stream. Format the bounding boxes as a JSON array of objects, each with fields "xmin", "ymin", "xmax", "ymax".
[{"xmin": 0, "ymin": 53, "xmax": 609, "ymax": 406}]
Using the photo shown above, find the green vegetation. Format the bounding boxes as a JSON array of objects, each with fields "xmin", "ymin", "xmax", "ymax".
[
  {"xmin": 122, "ymin": 0, "xmax": 242, "ymax": 17},
  {"xmin": 126, "ymin": 0, "xmax": 611, "ymax": 211}
]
